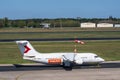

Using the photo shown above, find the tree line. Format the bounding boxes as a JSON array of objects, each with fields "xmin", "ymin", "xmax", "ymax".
[{"xmin": 0, "ymin": 17, "xmax": 120, "ymax": 28}]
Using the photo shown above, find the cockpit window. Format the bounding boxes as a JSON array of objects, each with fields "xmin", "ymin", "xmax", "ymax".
[{"xmin": 94, "ymin": 56, "xmax": 99, "ymax": 58}]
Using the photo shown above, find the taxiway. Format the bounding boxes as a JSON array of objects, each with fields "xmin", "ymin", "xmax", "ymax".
[{"xmin": 0, "ymin": 61, "xmax": 120, "ymax": 80}]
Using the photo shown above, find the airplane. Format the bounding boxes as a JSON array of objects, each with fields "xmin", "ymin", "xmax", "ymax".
[{"xmin": 16, "ymin": 40, "xmax": 104, "ymax": 69}]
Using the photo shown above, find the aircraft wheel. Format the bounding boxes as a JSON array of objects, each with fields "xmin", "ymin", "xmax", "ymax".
[{"xmin": 62, "ymin": 61, "xmax": 73, "ymax": 70}]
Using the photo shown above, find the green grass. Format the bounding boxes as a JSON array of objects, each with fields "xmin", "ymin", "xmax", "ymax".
[
  {"xmin": 0, "ymin": 40, "xmax": 120, "ymax": 64},
  {"xmin": 0, "ymin": 27, "xmax": 120, "ymax": 39},
  {"xmin": 0, "ymin": 27, "xmax": 120, "ymax": 32},
  {"xmin": 0, "ymin": 27, "xmax": 119, "ymax": 64},
  {"xmin": 0, "ymin": 31, "xmax": 120, "ymax": 39}
]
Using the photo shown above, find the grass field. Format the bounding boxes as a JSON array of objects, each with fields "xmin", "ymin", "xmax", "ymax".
[
  {"xmin": 0, "ymin": 31, "xmax": 120, "ymax": 39},
  {"xmin": 0, "ymin": 40, "xmax": 120, "ymax": 64},
  {"xmin": 0, "ymin": 27, "xmax": 119, "ymax": 64},
  {"xmin": 0, "ymin": 30, "xmax": 120, "ymax": 39},
  {"xmin": 0, "ymin": 27, "xmax": 120, "ymax": 32}
]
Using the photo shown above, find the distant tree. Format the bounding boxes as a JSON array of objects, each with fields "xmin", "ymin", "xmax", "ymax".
[
  {"xmin": 27, "ymin": 20, "xmax": 35, "ymax": 27},
  {"xmin": 0, "ymin": 19, "xmax": 4, "ymax": 28},
  {"xmin": 109, "ymin": 16, "xmax": 113, "ymax": 20},
  {"xmin": 8, "ymin": 20, "xmax": 14, "ymax": 27},
  {"xmin": 35, "ymin": 22, "xmax": 40, "ymax": 28},
  {"xmin": 1, "ymin": 17, "xmax": 120, "ymax": 28},
  {"xmin": 62, "ymin": 20, "xmax": 79, "ymax": 27},
  {"xmin": 12, "ymin": 21, "xmax": 19, "ymax": 27},
  {"xmin": 3, "ymin": 17, "xmax": 9, "ymax": 27},
  {"xmin": 17, "ymin": 20, "xmax": 26, "ymax": 28}
]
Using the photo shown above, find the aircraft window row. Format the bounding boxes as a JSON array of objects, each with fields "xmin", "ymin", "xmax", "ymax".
[
  {"xmin": 94, "ymin": 56, "xmax": 98, "ymax": 58},
  {"xmin": 81, "ymin": 57, "xmax": 87, "ymax": 59},
  {"xmin": 35, "ymin": 58, "xmax": 41, "ymax": 60}
]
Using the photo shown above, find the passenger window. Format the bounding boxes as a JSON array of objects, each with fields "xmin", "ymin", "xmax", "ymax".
[
  {"xmin": 94, "ymin": 56, "xmax": 98, "ymax": 58},
  {"xmin": 81, "ymin": 57, "xmax": 87, "ymax": 59}
]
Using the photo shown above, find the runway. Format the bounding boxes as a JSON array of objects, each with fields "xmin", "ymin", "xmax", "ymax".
[
  {"xmin": 0, "ymin": 61, "xmax": 120, "ymax": 80},
  {"xmin": 0, "ymin": 37, "xmax": 120, "ymax": 42}
]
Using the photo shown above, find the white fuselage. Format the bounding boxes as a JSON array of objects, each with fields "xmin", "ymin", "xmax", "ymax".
[{"xmin": 23, "ymin": 52, "xmax": 104, "ymax": 65}]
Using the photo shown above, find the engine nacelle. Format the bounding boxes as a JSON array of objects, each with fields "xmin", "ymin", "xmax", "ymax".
[
  {"xmin": 75, "ymin": 60, "xmax": 83, "ymax": 64},
  {"xmin": 74, "ymin": 54, "xmax": 83, "ymax": 64}
]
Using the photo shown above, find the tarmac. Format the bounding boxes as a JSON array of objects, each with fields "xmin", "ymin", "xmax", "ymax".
[{"xmin": 0, "ymin": 61, "xmax": 120, "ymax": 80}]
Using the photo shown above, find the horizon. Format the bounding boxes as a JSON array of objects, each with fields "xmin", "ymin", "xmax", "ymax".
[{"xmin": 1, "ymin": 17, "xmax": 119, "ymax": 20}]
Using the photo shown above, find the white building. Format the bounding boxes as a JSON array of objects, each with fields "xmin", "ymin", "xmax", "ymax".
[
  {"xmin": 114, "ymin": 24, "xmax": 120, "ymax": 27},
  {"xmin": 81, "ymin": 22, "xmax": 96, "ymax": 28},
  {"xmin": 40, "ymin": 23, "xmax": 50, "ymax": 28},
  {"xmin": 97, "ymin": 23, "xmax": 113, "ymax": 27}
]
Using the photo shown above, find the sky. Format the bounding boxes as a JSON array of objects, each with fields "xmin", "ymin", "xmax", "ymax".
[{"xmin": 0, "ymin": 0, "xmax": 120, "ymax": 19}]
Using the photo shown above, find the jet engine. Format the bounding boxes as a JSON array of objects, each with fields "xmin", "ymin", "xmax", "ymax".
[{"xmin": 74, "ymin": 54, "xmax": 83, "ymax": 64}]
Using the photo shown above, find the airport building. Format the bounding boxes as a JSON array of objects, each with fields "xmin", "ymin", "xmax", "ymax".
[
  {"xmin": 97, "ymin": 23, "xmax": 113, "ymax": 27},
  {"xmin": 81, "ymin": 22, "xmax": 96, "ymax": 28},
  {"xmin": 114, "ymin": 24, "xmax": 120, "ymax": 27},
  {"xmin": 40, "ymin": 23, "xmax": 50, "ymax": 28},
  {"xmin": 80, "ymin": 22, "xmax": 120, "ymax": 28}
]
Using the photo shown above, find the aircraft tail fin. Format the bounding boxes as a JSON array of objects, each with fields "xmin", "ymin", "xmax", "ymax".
[{"xmin": 16, "ymin": 40, "xmax": 40, "ymax": 57}]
